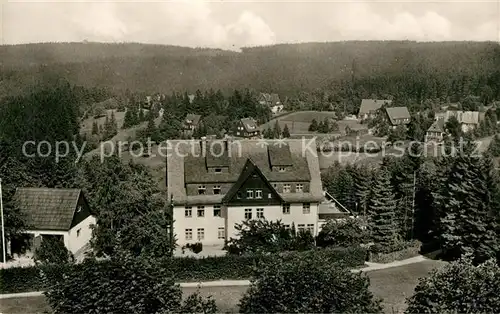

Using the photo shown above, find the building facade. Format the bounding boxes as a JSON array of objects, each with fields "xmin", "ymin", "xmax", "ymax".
[
  {"xmin": 166, "ymin": 139, "xmax": 324, "ymax": 246},
  {"xmin": 234, "ymin": 118, "xmax": 261, "ymax": 139},
  {"xmin": 13, "ymin": 188, "xmax": 96, "ymax": 255},
  {"xmin": 385, "ymin": 107, "xmax": 411, "ymax": 129}
]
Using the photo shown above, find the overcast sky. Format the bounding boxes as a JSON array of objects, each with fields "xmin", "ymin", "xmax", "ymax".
[{"xmin": 1, "ymin": 0, "xmax": 499, "ymax": 49}]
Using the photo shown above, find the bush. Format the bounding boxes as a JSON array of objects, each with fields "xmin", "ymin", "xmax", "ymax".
[
  {"xmin": 368, "ymin": 240, "xmax": 421, "ymax": 263},
  {"xmin": 186, "ymin": 242, "xmax": 203, "ymax": 254},
  {"xmin": 43, "ymin": 253, "xmax": 217, "ymax": 314},
  {"xmin": 0, "ymin": 246, "xmax": 367, "ymax": 293},
  {"xmin": 406, "ymin": 255, "xmax": 500, "ymax": 313},
  {"xmin": 238, "ymin": 256, "xmax": 382, "ymax": 313},
  {"xmin": 316, "ymin": 218, "xmax": 367, "ymax": 248},
  {"xmin": 224, "ymin": 219, "xmax": 314, "ymax": 255},
  {"xmin": 33, "ymin": 236, "xmax": 74, "ymax": 265}
]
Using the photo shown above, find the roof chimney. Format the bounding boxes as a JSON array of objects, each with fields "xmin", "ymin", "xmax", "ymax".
[{"xmin": 200, "ymin": 136, "xmax": 207, "ymax": 157}]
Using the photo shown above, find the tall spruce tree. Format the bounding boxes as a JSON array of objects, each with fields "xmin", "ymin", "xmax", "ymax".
[
  {"xmin": 368, "ymin": 168, "xmax": 398, "ymax": 252},
  {"xmin": 91, "ymin": 121, "xmax": 99, "ymax": 135},
  {"xmin": 438, "ymin": 140, "xmax": 500, "ymax": 262},
  {"xmin": 282, "ymin": 124, "xmax": 291, "ymax": 138},
  {"xmin": 273, "ymin": 121, "xmax": 282, "ymax": 138},
  {"xmin": 353, "ymin": 164, "xmax": 372, "ymax": 216}
]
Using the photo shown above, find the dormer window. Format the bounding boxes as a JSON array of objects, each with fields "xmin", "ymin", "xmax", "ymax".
[
  {"xmin": 283, "ymin": 184, "xmax": 291, "ymax": 193},
  {"xmin": 198, "ymin": 185, "xmax": 206, "ymax": 195},
  {"xmin": 278, "ymin": 167, "xmax": 286, "ymax": 172},
  {"xmin": 215, "ymin": 168, "xmax": 222, "ymax": 173},
  {"xmin": 213, "ymin": 185, "xmax": 221, "ymax": 195},
  {"xmin": 296, "ymin": 184, "xmax": 303, "ymax": 192}
]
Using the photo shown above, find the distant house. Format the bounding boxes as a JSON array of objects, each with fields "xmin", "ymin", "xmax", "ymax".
[
  {"xmin": 385, "ymin": 107, "xmax": 411, "ymax": 129},
  {"xmin": 13, "ymin": 188, "xmax": 96, "ymax": 256},
  {"xmin": 234, "ymin": 118, "xmax": 261, "ymax": 139},
  {"xmin": 358, "ymin": 99, "xmax": 392, "ymax": 120},
  {"xmin": 434, "ymin": 110, "xmax": 483, "ymax": 133},
  {"xmin": 259, "ymin": 93, "xmax": 283, "ymax": 114},
  {"xmin": 188, "ymin": 94, "xmax": 195, "ymax": 104},
  {"xmin": 425, "ymin": 119, "xmax": 446, "ymax": 143},
  {"xmin": 183, "ymin": 114, "xmax": 202, "ymax": 132}
]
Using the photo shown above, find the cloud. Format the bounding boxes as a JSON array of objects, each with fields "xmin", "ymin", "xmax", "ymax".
[
  {"xmin": 2, "ymin": 1, "xmax": 498, "ymax": 47},
  {"xmin": 328, "ymin": 3, "xmax": 452, "ymax": 41},
  {"xmin": 224, "ymin": 11, "xmax": 276, "ymax": 48}
]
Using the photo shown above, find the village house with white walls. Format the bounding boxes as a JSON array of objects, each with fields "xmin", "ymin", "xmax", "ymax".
[
  {"xmin": 10, "ymin": 188, "xmax": 96, "ymax": 259},
  {"xmin": 357, "ymin": 99, "xmax": 393, "ymax": 120},
  {"xmin": 166, "ymin": 138, "xmax": 325, "ymax": 247}
]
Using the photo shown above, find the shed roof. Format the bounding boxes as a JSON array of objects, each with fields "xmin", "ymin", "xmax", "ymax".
[{"xmin": 14, "ymin": 188, "xmax": 83, "ymax": 231}]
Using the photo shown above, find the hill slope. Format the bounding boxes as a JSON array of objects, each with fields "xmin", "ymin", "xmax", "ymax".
[{"xmin": 1, "ymin": 41, "xmax": 499, "ymax": 98}]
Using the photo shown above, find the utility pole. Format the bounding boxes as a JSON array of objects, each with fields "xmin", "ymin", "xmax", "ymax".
[
  {"xmin": 0, "ymin": 178, "xmax": 6, "ymax": 264},
  {"xmin": 169, "ymin": 193, "xmax": 174, "ymax": 257},
  {"xmin": 410, "ymin": 171, "xmax": 417, "ymax": 240}
]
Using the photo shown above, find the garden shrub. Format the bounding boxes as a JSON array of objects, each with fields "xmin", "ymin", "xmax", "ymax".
[
  {"xmin": 186, "ymin": 242, "xmax": 203, "ymax": 254},
  {"xmin": 33, "ymin": 236, "xmax": 74, "ymax": 265},
  {"xmin": 238, "ymin": 255, "xmax": 382, "ymax": 313},
  {"xmin": 43, "ymin": 253, "xmax": 217, "ymax": 314},
  {"xmin": 316, "ymin": 218, "xmax": 368, "ymax": 248},
  {"xmin": 0, "ymin": 246, "xmax": 367, "ymax": 293},
  {"xmin": 406, "ymin": 255, "xmax": 500, "ymax": 313},
  {"xmin": 368, "ymin": 240, "xmax": 421, "ymax": 263}
]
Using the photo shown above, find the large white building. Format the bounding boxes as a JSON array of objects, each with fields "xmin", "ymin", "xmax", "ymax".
[{"xmin": 166, "ymin": 138, "xmax": 325, "ymax": 246}]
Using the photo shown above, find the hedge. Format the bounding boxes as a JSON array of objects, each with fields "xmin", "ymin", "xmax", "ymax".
[
  {"xmin": 368, "ymin": 240, "xmax": 421, "ymax": 264},
  {"xmin": 0, "ymin": 246, "xmax": 366, "ymax": 294}
]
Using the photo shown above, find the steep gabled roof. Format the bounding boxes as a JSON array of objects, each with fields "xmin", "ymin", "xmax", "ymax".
[
  {"xmin": 240, "ymin": 118, "xmax": 259, "ymax": 133},
  {"xmin": 222, "ymin": 159, "xmax": 284, "ymax": 204},
  {"xmin": 385, "ymin": 107, "xmax": 411, "ymax": 125},
  {"xmin": 358, "ymin": 99, "xmax": 392, "ymax": 115},
  {"xmin": 14, "ymin": 188, "xmax": 84, "ymax": 231},
  {"xmin": 185, "ymin": 114, "xmax": 201, "ymax": 125},
  {"xmin": 167, "ymin": 139, "xmax": 324, "ymax": 205},
  {"xmin": 270, "ymin": 93, "xmax": 281, "ymax": 105},
  {"xmin": 427, "ymin": 119, "xmax": 445, "ymax": 133}
]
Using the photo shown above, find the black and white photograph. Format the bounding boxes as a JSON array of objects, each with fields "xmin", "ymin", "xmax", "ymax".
[{"xmin": 0, "ymin": 0, "xmax": 499, "ymax": 313}]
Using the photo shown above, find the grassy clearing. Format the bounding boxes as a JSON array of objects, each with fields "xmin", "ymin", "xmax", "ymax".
[
  {"xmin": 80, "ymin": 109, "xmax": 126, "ymax": 134},
  {"xmin": 0, "ymin": 295, "xmax": 50, "ymax": 314},
  {"xmin": 367, "ymin": 259, "xmax": 447, "ymax": 313},
  {"xmin": 260, "ymin": 111, "xmax": 366, "ymax": 135}
]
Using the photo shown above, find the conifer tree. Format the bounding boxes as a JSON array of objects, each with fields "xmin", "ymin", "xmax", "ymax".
[
  {"xmin": 353, "ymin": 164, "xmax": 372, "ymax": 216},
  {"xmin": 282, "ymin": 124, "xmax": 291, "ymax": 138},
  {"xmin": 273, "ymin": 121, "xmax": 282, "ymax": 138},
  {"xmin": 110, "ymin": 111, "xmax": 118, "ymax": 135},
  {"xmin": 91, "ymin": 121, "xmax": 99, "ymax": 135},
  {"xmin": 309, "ymin": 119, "xmax": 318, "ymax": 132},
  {"xmin": 367, "ymin": 168, "xmax": 398, "ymax": 252},
  {"xmin": 437, "ymin": 140, "xmax": 500, "ymax": 262}
]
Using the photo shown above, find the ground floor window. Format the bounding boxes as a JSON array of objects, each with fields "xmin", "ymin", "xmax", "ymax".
[
  {"xmin": 185, "ymin": 229, "xmax": 193, "ymax": 240},
  {"xmin": 306, "ymin": 224, "xmax": 314, "ymax": 234},
  {"xmin": 218, "ymin": 227, "xmax": 225, "ymax": 239},
  {"xmin": 197, "ymin": 228, "xmax": 205, "ymax": 240}
]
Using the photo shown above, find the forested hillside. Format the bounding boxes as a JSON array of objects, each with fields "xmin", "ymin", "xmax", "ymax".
[{"xmin": 1, "ymin": 41, "xmax": 499, "ymax": 107}]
